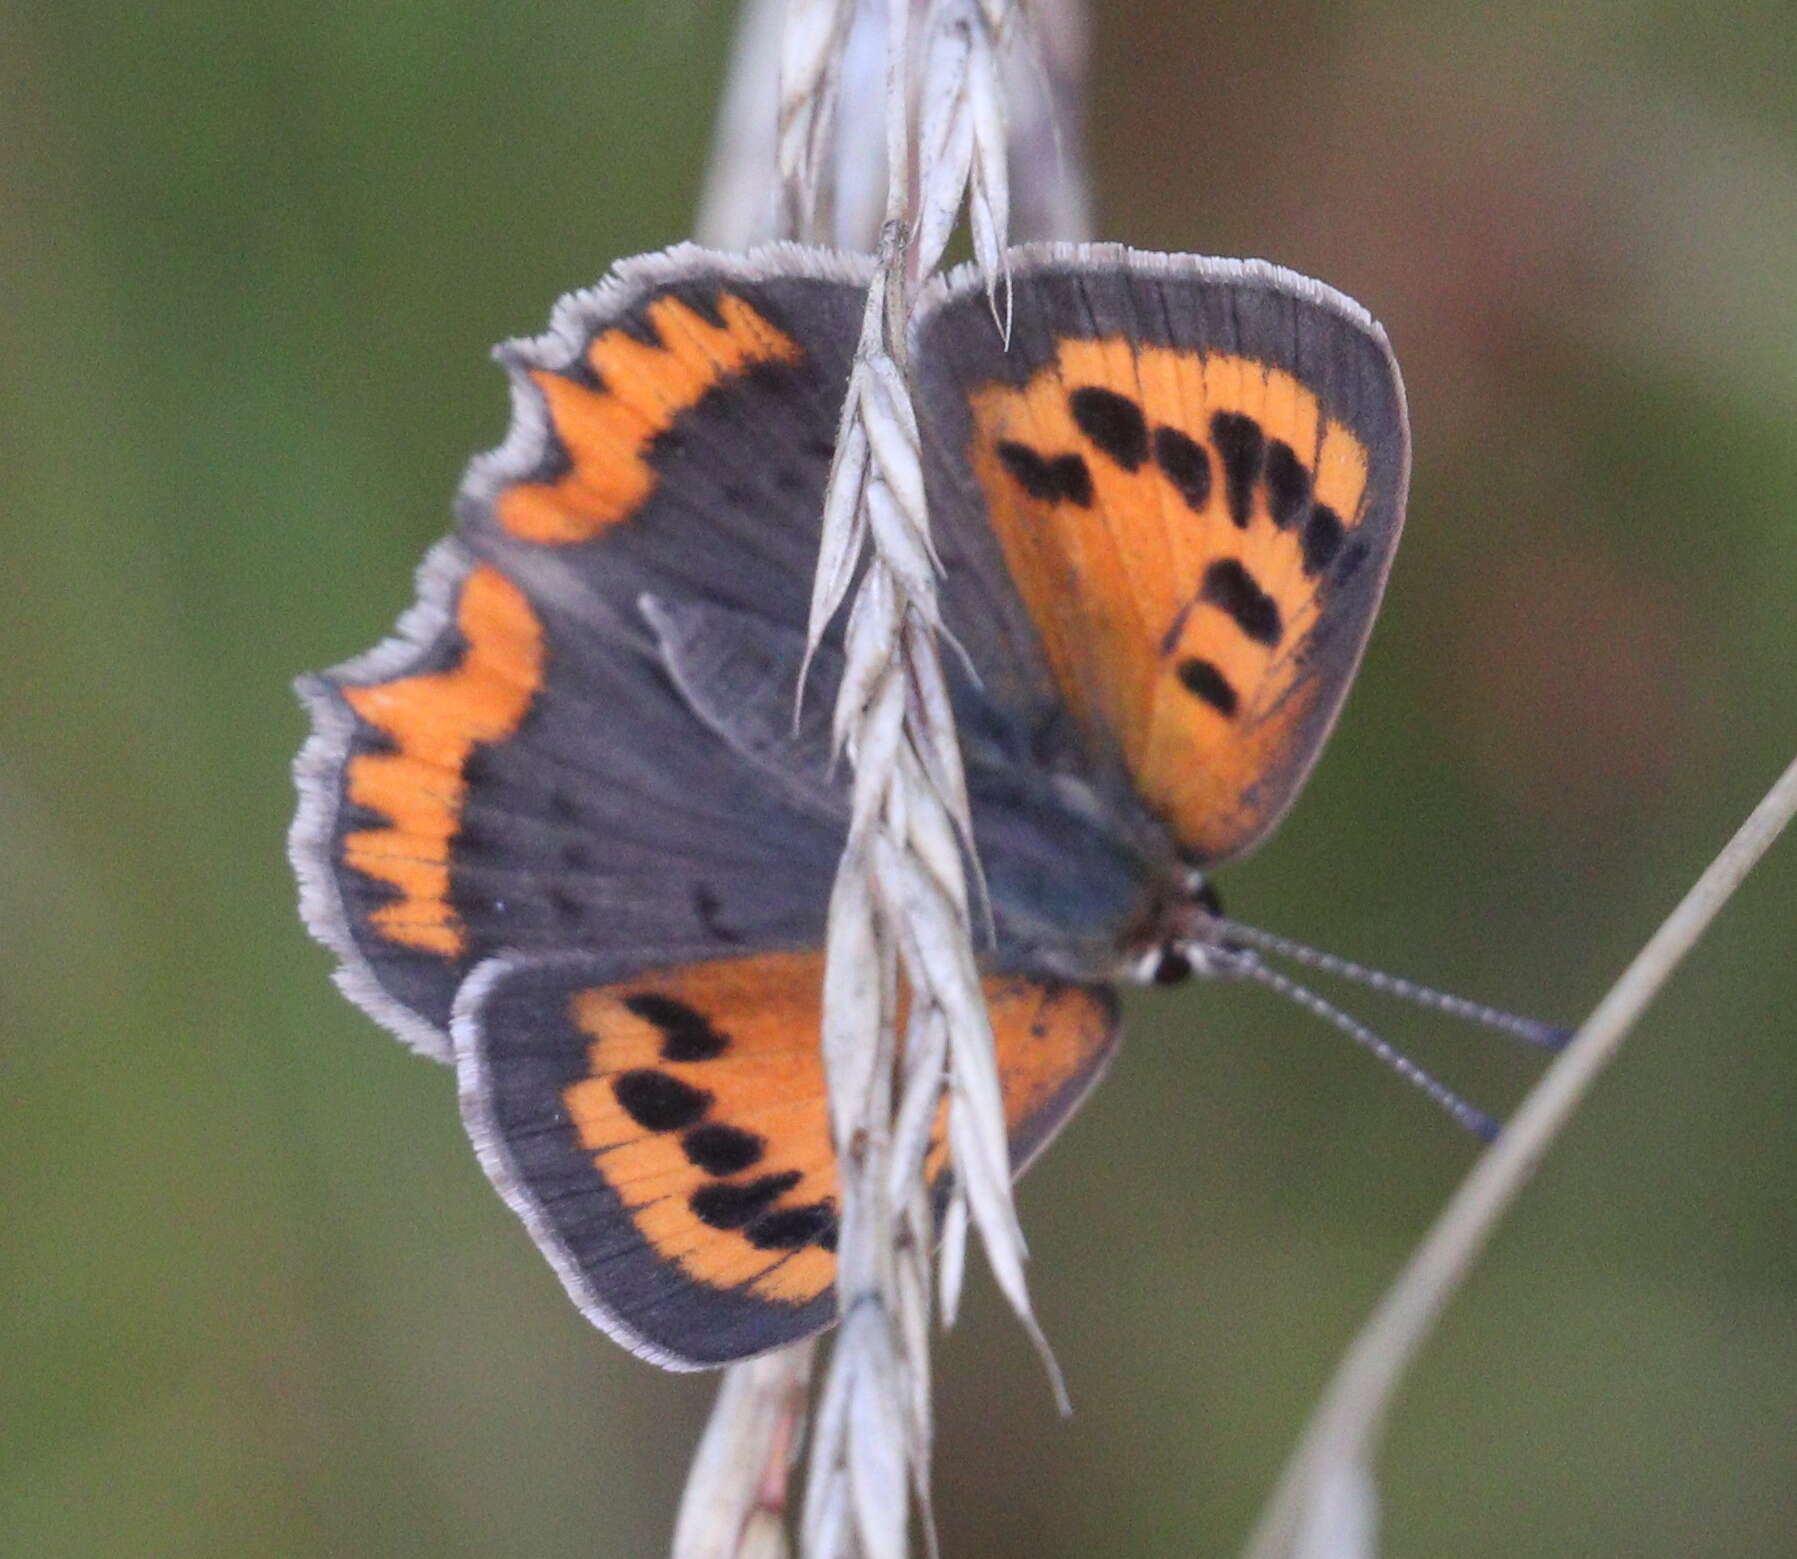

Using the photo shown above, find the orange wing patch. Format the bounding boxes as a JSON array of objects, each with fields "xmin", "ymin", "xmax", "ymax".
[
  {"xmin": 341, "ymin": 565, "xmax": 543, "ymax": 956},
  {"xmin": 967, "ymin": 340, "xmax": 1373, "ymax": 860},
  {"xmin": 497, "ymin": 293, "xmax": 803, "ymax": 544},
  {"xmin": 560, "ymin": 952, "xmax": 1116, "ymax": 1309}
]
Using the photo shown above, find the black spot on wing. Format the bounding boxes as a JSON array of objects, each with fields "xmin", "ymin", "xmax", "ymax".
[
  {"xmin": 1264, "ymin": 440, "xmax": 1312, "ymax": 529},
  {"xmin": 1177, "ymin": 657, "xmax": 1239, "ymax": 717},
  {"xmin": 1210, "ymin": 411, "xmax": 1265, "ymax": 528},
  {"xmin": 623, "ymin": 992, "xmax": 730, "ymax": 1062},
  {"xmin": 548, "ymin": 889, "xmax": 588, "ymax": 928},
  {"xmin": 692, "ymin": 884, "xmax": 744, "ymax": 945},
  {"xmin": 746, "ymin": 1201, "xmax": 839, "ymax": 1250},
  {"xmin": 689, "ymin": 1171, "xmax": 803, "ymax": 1230},
  {"xmin": 544, "ymin": 786, "xmax": 583, "ymax": 825},
  {"xmin": 1069, "ymin": 386, "xmax": 1148, "ymax": 470},
  {"xmin": 1153, "ymin": 426, "xmax": 1212, "ymax": 513},
  {"xmin": 1151, "ymin": 948, "xmax": 1193, "ymax": 985},
  {"xmin": 1200, "ymin": 559, "xmax": 1282, "ymax": 646},
  {"xmin": 1302, "ymin": 505, "xmax": 1345, "ymax": 575},
  {"xmin": 681, "ymin": 1122, "xmax": 766, "ymax": 1175},
  {"xmin": 997, "ymin": 441, "xmax": 1094, "ymax": 507},
  {"xmin": 613, "ymin": 1069, "xmax": 712, "ymax": 1132}
]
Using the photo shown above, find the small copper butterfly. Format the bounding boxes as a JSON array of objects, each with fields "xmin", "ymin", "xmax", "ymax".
[{"xmin": 290, "ymin": 243, "xmax": 1409, "ymax": 1369}]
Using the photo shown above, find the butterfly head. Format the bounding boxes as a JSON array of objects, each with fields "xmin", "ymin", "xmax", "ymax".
[{"xmin": 1113, "ymin": 863, "xmax": 1232, "ymax": 986}]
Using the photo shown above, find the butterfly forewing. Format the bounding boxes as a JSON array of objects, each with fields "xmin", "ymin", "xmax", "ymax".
[{"xmin": 914, "ymin": 246, "xmax": 1410, "ymax": 863}]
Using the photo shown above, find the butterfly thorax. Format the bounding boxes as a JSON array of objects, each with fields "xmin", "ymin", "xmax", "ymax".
[
  {"xmin": 961, "ymin": 717, "xmax": 1192, "ymax": 985},
  {"xmin": 643, "ymin": 586, "xmax": 1184, "ymax": 984}
]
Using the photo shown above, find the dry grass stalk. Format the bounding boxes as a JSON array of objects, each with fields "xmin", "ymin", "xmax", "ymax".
[
  {"xmin": 682, "ymin": 3, "xmax": 1087, "ymax": 1556},
  {"xmin": 675, "ymin": 1343, "xmax": 818, "ymax": 1559},
  {"xmin": 800, "ymin": 4, "xmax": 1102, "ymax": 1554},
  {"xmin": 777, "ymin": 0, "xmax": 857, "ymax": 241}
]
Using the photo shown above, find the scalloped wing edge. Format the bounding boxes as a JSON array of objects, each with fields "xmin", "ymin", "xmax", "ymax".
[
  {"xmin": 457, "ymin": 239, "xmax": 878, "ymax": 533},
  {"xmin": 289, "ymin": 535, "xmax": 478, "ymax": 1063}
]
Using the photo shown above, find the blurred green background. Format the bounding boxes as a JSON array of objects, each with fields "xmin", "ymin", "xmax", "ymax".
[{"xmin": 4, "ymin": 1, "xmax": 1794, "ymax": 1554}]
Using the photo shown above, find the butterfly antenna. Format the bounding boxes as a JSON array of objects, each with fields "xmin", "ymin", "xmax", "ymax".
[
  {"xmin": 1210, "ymin": 917, "xmax": 1570, "ymax": 1052},
  {"xmin": 1209, "ymin": 949, "xmax": 1502, "ymax": 1143}
]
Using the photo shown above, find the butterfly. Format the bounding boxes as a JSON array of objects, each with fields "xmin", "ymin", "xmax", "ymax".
[{"xmin": 290, "ymin": 242, "xmax": 1409, "ymax": 1369}]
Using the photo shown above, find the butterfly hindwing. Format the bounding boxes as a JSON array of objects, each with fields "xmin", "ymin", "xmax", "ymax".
[
  {"xmin": 456, "ymin": 949, "xmax": 1120, "ymax": 1367},
  {"xmin": 290, "ymin": 541, "xmax": 547, "ymax": 1054},
  {"xmin": 914, "ymin": 244, "xmax": 1410, "ymax": 863}
]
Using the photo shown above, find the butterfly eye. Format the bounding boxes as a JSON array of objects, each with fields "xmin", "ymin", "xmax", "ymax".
[
  {"xmin": 1180, "ymin": 866, "xmax": 1226, "ymax": 920},
  {"xmin": 1150, "ymin": 947, "xmax": 1193, "ymax": 985}
]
